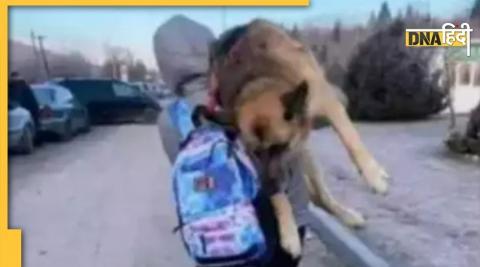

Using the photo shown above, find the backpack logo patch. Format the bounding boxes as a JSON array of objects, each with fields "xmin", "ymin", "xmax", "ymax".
[{"xmin": 194, "ymin": 176, "xmax": 215, "ymax": 192}]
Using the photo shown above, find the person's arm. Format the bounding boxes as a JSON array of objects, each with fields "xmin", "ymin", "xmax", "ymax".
[{"xmin": 158, "ymin": 108, "xmax": 181, "ymax": 164}]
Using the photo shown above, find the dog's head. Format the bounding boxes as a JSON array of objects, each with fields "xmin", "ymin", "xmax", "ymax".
[{"xmin": 235, "ymin": 78, "xmax": 311, "ymax": 161}]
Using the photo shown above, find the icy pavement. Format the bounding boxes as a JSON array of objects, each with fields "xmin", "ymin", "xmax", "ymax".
[
  {"xmin": 8, "ymin": 117, "xmax": 479, "ymax": 267},
  {"xmin": 308, "ymin": 116, "xmax": 480, "ymax": 267}
]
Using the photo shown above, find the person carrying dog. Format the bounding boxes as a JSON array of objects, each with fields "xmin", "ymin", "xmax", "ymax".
[{"xmin": 157, "ymin": 25, "xmax": 310, "ymax": 267}]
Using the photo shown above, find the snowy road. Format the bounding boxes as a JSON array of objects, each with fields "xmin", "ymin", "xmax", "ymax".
[
  {"xmin": 9, "ymin": 125, "xmax": 191, "ymax": 267},
  {"xmin": 9, "ymin": 117, "xmax": 479, "ymax": 267}
]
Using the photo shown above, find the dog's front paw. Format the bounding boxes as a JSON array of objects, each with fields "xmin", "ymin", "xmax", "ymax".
[
  {"xmin": 337, "ymin": 208, "xmax": 366, "ymax": 229},
  {"xmin": 361, "ymin": 159, "xmax": 389, "ymax": 195},
  {"xmin": 280, "ymin": 227, "xmax": 302, "ymax": 259}
]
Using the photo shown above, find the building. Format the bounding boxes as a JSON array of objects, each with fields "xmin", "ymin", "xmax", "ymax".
[{"xmin": 449, "ymin": 19, "xmax": 480, "ymax": 114}]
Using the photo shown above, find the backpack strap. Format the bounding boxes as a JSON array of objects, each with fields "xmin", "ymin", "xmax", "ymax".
[{"xmin": 167, "ymin": 98, "xmax": 196, "ymax": 141}]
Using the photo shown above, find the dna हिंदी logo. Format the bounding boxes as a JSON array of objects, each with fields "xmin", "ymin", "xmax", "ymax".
[{"xmin": 405, "ymin": 23, "xmax": 474, "ymax": 56}]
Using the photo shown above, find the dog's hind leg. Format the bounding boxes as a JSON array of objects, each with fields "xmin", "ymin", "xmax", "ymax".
[
  {"xmin": 322, "ymin": 100, "xmax": 389, "ymax": 194},
  {"xmin": 270, "ymin": 193, "xmax": 302, "ymax": 258},
  {"xmin": 302, "ymin": 150, "xmax": 365, "ymax": 228}
]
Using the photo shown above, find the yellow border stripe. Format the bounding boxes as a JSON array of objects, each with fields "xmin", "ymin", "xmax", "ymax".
[
  {"xmin": 2, "ymin": 2, "xmax": 22, "ymax": 266},
  {"xmin": 1, "ymin": 1, "xmax": 310, "ymax": 267},
  {"xmin": 1, "ymin": 4, "xmax": 6, "ymax": 231},
  {"xmin": 8, "ymin": 0, "xmax": 309, "ymax": 6},
  {"xmin": 0, "ymin": 230, "xmax": 22, "ymax": 267}
]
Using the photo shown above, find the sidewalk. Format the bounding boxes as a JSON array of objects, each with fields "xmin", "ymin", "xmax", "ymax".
[
  {"xmin": 307, "ymin": 117, "xmax": 479, "ymax": 267},
  {"xmin": 301, "ymin": 236, "xmax": 345, "ymax": 267}
]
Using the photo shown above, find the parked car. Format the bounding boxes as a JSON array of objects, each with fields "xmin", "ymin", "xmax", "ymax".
[
  {"xmin": 31, "ymin": 83, "xmax": 90, "ymax": 141},
  {"xmin": 129, "ymin": 82, "xmax": 157, "ymax": 102},
  {"xmin": 131, "ymin": 81, "xmax": 172, "ymax": 99},
  {"xmin": 8, "ymin": 102, "xmax": 35, "ymax": 154},
  {"xmin": 157, "ymin": 82, "xmax": 172, "ymax": 98},
  {"xmin": 55, "ymin": 78, "xmax": 161, "ymax": 124}
]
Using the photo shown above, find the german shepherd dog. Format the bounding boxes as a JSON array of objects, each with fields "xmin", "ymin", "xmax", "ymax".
[{"xmin": 196, "ymin": 19, "xmax": 389, "ymax": 258}]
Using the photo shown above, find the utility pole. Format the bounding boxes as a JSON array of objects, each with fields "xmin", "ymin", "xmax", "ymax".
[
  {"xmin": 30, "ymin": 31, "xmax": 40, "ymax": 64},
  {"xmin": 30, "ymin": 30, "xmax": 42, "ymax": 81},
  {"xmin": 37, "ymin": 35, "xmax": 51, "ymax": 80}
]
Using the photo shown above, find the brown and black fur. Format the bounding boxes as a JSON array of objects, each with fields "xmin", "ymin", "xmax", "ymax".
[{"xmin": 200, "ymin": 19, "xmax": 389, "ymax": 257}]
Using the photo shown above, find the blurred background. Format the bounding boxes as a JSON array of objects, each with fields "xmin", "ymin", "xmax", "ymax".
[{"xmin": 8, "ymin": 0, "xmax": 480, "ymax": 115}]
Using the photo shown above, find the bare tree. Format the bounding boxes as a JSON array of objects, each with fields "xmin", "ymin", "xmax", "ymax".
[
  {"xmin": 128, "ymin": 60, "xmax": 147, "ymax": 82},
  {"xmin": 102, "ymin": 45, "xmax": 132, "ymax": 79},
  {"xmin": 9, "ymin": 39, "xmax": 95, "ymax": 82},
  {"xmin": 50, "ymin": 52, "xmax": 92, "ymax": 79}
]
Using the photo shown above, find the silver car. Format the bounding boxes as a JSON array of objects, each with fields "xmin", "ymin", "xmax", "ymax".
[
  {"xmin": 8, "ymin": 102, "xmax": 35, "ymax": 154},
  {"xmin": 32, "ymin": 83, "xmax": 90, "ymax": 141}
]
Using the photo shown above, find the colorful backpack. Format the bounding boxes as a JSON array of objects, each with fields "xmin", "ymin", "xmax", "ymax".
[{"xmin": 168, "ymin": 98, "xmax": 267, "ymax": 267}]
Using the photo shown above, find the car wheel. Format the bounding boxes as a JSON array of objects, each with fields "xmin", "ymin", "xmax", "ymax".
[
  {"xmin": 80, "ymin": 115, "xmax": 91, "ymax": 133},
  {"xmin": 20, "ymin": 126, "xmax": 34, "ymax": 154},
  {"xmin": 141, "ymin": 108, "xmax": 159, "ymax": 124},
  {"xmin": 61, "ymin": 120, "xmax": 73, "ymax": 141}
]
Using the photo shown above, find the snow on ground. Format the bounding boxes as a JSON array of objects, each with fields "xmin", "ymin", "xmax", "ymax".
[
  {"xmin": 9, "ymin": 117, "xmax": 479, "ymax": 267},
  {"xmin": 309, "ymin": 116, "xmax": 480, "ymax": 267}
]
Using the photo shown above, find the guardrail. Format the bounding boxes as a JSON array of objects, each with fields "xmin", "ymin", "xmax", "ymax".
[{"xmin": 307, "ymin": 204, "xmax": 390, "ymax": 267}]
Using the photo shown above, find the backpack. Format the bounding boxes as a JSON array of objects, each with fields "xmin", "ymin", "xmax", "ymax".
[{"xmin": 168, "ymin": 98, "xmax": 267, "ymax": 267}]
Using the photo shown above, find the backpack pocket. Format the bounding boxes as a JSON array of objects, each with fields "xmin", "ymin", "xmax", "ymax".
[{"xmin": 182, "ymin": 202, "xmax": 266, "ymax": 266}]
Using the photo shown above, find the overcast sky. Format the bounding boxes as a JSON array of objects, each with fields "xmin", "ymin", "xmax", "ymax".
[{"xmin": 9, "ymin": 0, "xmax": 474, "ymax": 69}]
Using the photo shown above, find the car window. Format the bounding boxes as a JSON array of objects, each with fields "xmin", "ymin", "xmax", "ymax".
[
  {"xmin": 60, "ymin": 80, "xmax": 113, "ymax": 103},
  {"xmin": 33, "ymin": 88, "xmax": 55, "ymax": 105},
  {"xmin": 55, "ymin": 87, "xmax": 74, "ymax": 104},
  {"xmin": 113, "ymin": 82, "xmax": 139, "ymax": 97},
  {"xmin": 130, "ymin": 84, "xmax": 142, "ymax": 92}
]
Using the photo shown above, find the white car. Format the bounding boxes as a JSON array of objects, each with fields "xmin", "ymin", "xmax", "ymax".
[{"xmin": 8, "ymin": 102, "xmax": 35, "ymax": 154}]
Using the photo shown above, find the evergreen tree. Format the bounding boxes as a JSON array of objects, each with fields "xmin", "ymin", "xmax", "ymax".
[
  {"xmin": 332, "ymin": 20, "xmax": 342, "ymax": 42},
  {"xmin": 472, "ymin": 0, "xmax": 480, "ymax": 20},
  {"xmin": 368, "ymin": 11, "xmax": 377, "ymax": 28},
  {"xmin": 344, "ymin": 19, "xmax": 448, "ymax": 120},
  {"xmin": 405, "ymin": 4, "xmax": 414, "ymax": 19},
  {"xmin": 291, "ymin": 24, "xmax": 300, "ymax": 39},
  {"xmin": 396, "ymin": 10, "xmax": 404, "ymax": 19},
  {"xmin": 377, "ymin": 1, "xmax": 392, "ymax": 25},
  {"xmin": 318, "ymin": 44, "xmax": 328, "ymax": 63}
]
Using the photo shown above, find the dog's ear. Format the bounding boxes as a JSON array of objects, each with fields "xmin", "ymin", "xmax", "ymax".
[{"xmin": 281, "ymin": 81, "xmax": 309, "ymax": 120}]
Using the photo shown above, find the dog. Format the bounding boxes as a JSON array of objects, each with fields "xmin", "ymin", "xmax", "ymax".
[{"xmin": 199, "ymin": 19, "xmax": 389, "ymax": 258}]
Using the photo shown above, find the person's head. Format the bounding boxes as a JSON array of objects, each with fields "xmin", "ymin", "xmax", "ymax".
[{"xmin": 10, "ymin": 71, "xmax": 21, "ymax": 80}]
